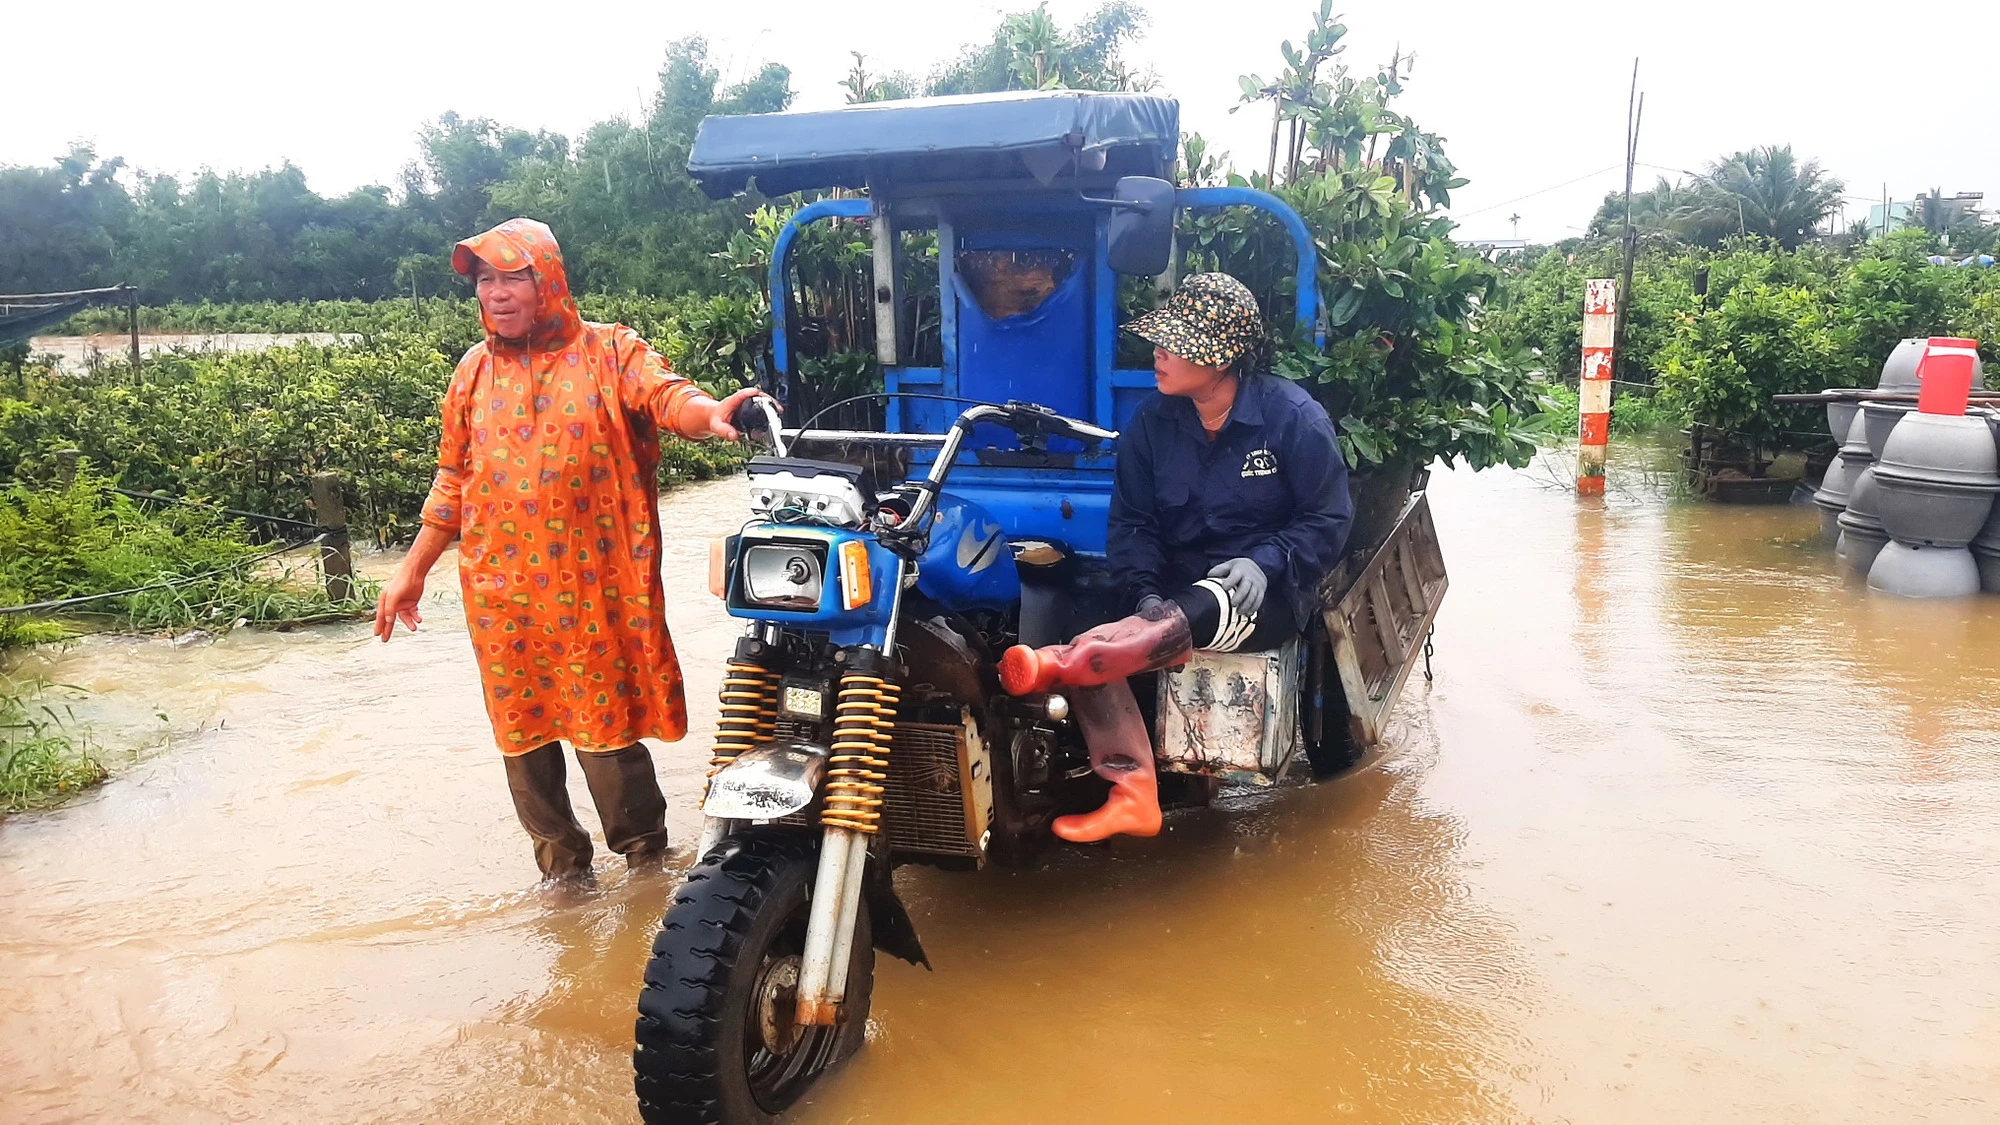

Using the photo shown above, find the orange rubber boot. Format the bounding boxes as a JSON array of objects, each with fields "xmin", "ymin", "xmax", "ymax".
[
  {"xmin": 999, "ymin": 601, "xmax": 1193, "ymax": 696},
  {"xmin": 1051, "ymin": 680, "xmax": 1161, "ymax": 842}
]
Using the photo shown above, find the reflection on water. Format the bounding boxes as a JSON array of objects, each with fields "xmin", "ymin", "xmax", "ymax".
[{"xmin": 4, "ymin": 459, "xmax": 1999, "ymax": 1123}]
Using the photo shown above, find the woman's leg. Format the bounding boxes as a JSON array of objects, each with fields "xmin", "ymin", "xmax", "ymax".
[
  {"xmin": 502, "ymin": 742, "xmax": 594, "ymax": 879},
  {"xmin": 1173, "ymin": 580, "xmax": 1299, "ymax": 654},
  {"xmin": 1050, "ymin": 678, "xmax": 1162, "ymax": 842},
  {"xmin": 575, "ymin": 743, "xmax": 671, "ymax": 863},
  {"xmin": 998, "ymin": 597, "xmax": 1194, "ymax": 695}
]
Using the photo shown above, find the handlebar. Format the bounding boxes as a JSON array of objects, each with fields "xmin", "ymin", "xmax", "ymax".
[
  {"xmin": 735, "ymin": 394, "xmax": 789, "ymax": 457},
  {"xmin": 895, "ymin": 401, "xmax": 1117, "ymax": 534},
  {"xmin": 998, "ymin": 400, "xmax": 1118, "ymax": 444}
]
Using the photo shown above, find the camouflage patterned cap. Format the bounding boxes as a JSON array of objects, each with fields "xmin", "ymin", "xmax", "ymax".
[{"xmin": 1122, "ymin": 272, "xmax": 1264, "ymax": 369}]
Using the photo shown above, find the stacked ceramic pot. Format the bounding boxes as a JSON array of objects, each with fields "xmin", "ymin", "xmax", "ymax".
[
  {"xmin": 1867, "ymin": 409, "xmax": 2000, "ymax": 597},
  {"xmin": 1859, "ymin": 338, "xmax": 1926, "ymax": 463},
  {"xmin": 1813, "ymin": 406, "xmax": 1858, "ymax": 543},
  {"xmin": 1878, "ymin": 337, "xmax": 1929, "ymax": 394},
  {"xmin": 1822, "ymin": 340, "xmax": 1922, "ymax": 550},
  {"xmin": 1971, "ymin": 469, "xmax": 2000, "ymax": 592},
  {"xmin": 1834, "ymin": 411, "xmax": 1889, "ymax": 572}
]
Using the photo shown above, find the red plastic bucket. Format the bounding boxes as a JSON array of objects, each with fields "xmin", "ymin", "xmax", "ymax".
[{"xmin": 1917, "ymin": 337, "xmax": 1981, "ymax": 415}]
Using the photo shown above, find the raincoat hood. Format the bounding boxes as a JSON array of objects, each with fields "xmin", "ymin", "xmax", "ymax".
[{"xmin": 452, "ymin": 217, "xmax": 583, "ymax": 350}]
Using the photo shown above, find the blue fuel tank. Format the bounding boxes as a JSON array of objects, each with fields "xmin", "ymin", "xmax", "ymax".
[{"xmin": 915, "ymin": 493, "xmax": 1022, "ymax": 612}]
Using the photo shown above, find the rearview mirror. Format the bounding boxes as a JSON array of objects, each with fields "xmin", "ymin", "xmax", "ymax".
[{"xmin": 1105, "ymin": 177, "xmax": 1175, "ymax": 277}]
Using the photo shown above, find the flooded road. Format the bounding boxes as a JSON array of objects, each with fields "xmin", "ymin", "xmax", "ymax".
[{"xmin": 4, "ymin": 453, "xmax": 1999, "ymax": 1123}]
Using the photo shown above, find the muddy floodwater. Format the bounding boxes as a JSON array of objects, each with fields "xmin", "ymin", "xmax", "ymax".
[
  {"xmin": 4, "ymin": 451, "xmax": 1999, "ymax": 1123},
  {"xmin": 27, "ymin": 333, "xmax": 360, "ymax": 374}
]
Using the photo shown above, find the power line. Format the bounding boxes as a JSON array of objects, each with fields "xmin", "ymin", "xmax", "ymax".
[
  {"xmin": 1454, "ymin": 164, "xmax": 1624, "ymax": 219},
  {"xmin": 0, "ymin": 533, "xmax": 327, "ymax": 617}
]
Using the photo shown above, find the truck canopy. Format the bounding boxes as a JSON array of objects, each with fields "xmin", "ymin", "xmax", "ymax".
[{"xmin": 686, "ymin": 91, "xmax": 1179, "ymax": 199}]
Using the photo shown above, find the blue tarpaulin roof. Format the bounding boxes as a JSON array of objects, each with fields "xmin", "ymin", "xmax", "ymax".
[{"xmin": 687, "ymin": 91, "xmax": 1180, "ymax": 199}]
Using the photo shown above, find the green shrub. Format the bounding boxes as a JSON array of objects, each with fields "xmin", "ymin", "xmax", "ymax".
[
  {"xmin": 1656, "ymin": 278, "xmax": 1847, "ymax": 453},
  {"xmin": 15, "ymin": 290, "xmax": 775, "ymax": 539},
  {"xmin": 0, "ymin": 681, "xmax": 106, "ymax": 813},
  {"xmin": 0, "ymin": 471, "xmax": 373, "ymax": 646},
  {"xmin": 1499, "ymin": 232, "xmax": 2000, "ymax": 457}
]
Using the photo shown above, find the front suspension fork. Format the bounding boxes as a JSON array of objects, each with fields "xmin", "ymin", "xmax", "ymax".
[{"xmin": 795, "ymin": 655, "xmax": 901, "ymax": 1025}]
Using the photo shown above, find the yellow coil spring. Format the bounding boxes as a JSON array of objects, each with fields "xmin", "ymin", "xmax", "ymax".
[
  {"xmin": 711, "ymin": 661, "xmax": 779, "ymax": 778},
  {"xmin": 820, "ymin": 673, "xmax": 900, "ymax": 833}
]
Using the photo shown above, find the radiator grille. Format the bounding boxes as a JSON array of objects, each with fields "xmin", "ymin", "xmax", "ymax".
[{"xmin": 882, "ymin": 721, "xmax": 977, "ymax": 857}]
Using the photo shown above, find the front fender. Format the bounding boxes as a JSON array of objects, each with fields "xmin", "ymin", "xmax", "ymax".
[{"xmin": 701, "ymin": 741, "xmax": 828, "ymax": 821}]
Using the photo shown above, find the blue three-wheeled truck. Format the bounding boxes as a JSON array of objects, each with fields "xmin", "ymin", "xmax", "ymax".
[{"xmin": 631, "ymin": 91, "xmax": 1448, "ymax": 1124}]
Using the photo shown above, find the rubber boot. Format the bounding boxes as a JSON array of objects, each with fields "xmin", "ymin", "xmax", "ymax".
[
  {"xmin": 999, "ymin": 600, "xmax": 1194, "ymax": 696},
  {"xmin": 1051, "ymin": 680, "xmax": 1161, "ymax": 842}
]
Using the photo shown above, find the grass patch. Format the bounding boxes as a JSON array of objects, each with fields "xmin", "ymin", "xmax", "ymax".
[
  {"xmin": 0, "ymin": 469, "xmax": 377, "ymax": 649},
  {"xmin": 0, "ymin": 680, "xmax": 107, "ymax": 813}
]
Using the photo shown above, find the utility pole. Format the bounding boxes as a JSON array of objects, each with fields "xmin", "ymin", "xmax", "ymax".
[
  {"xmin": 126, "ymin": 285, "xmax": 141, "ymax": 381},
  {"xmin": 1509, "ymin": 213, "xmax": 1522, "ymax": 240},
  {"xmin": 1615, "ymin": 59, "xmax": 1643, "ymax": 386}
]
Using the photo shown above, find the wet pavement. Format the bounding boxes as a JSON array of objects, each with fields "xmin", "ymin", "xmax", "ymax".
[{"xmin": 3, "ymin": 452, "xmax": 1998, "ymax": 1123}]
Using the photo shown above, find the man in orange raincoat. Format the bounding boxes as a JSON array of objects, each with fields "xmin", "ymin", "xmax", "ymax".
[{"xmin": 374, "ymin": 218, "xmax": 766, "ymax": 882}]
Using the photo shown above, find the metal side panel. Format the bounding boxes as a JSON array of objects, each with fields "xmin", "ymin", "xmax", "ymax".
[{"xmin": 1324, "ymin": 492, "xmax": 1448, "ymax": 748}]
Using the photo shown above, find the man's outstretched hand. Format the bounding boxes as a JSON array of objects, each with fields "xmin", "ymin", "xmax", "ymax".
[
  {"xmin": 686, "ymin": 387, "xmax": 777, "ymax": 442},
  {"xmin": 373, "ymin": 569, "xmax": 425, "ymax": 641}
]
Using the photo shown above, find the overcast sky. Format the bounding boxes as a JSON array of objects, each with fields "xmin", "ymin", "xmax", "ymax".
[{"xmin": 10, "ymin": 0, "xmax": 1996, "ymax": 244}]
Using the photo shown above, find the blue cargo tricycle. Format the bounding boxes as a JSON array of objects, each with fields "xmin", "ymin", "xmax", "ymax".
[{"xmin": 632, "ymin": 91, "xmax": 1447, "ymax": 1124}]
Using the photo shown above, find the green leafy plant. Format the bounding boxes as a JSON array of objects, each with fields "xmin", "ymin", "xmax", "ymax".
[
  {"xmin": 0, "ymin": 679, "xmax": 107, "ymax": 813},
  {"xmin": 0, "ymin": 470, "xmax": 375, "ymax": 647},
  {"xmin": 1184, "ymin": 4, "xmax": 1560, "ymax": 476}
]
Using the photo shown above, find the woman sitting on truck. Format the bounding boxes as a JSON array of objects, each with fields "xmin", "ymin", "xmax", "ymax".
[{"xmin": 998, "ymin": 272, "xmax": 1353, "ymax": 843}]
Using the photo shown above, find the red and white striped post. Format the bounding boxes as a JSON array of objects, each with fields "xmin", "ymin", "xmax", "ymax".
[{"xmin": 1578, "ymin": 278, "xmax": 1618, "ymax": 495}]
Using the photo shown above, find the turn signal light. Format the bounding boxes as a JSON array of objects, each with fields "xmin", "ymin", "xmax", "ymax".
[
  {"xmin": 708, "ymin": 537, "xmax": 726, "ymax": 599},
  {"xmin": 838, "ymin": 540, "xmax": 872, "ymax": 610}
]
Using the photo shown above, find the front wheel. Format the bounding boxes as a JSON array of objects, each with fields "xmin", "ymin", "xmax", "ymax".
[{"xmin": 634, "ymin": 831, "xmax": 874, "ymax": 1124}]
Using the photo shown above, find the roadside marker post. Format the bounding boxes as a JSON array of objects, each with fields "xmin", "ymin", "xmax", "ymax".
[
  {"xmin": 310, "ymin": 472, "xmax": 354, "ymax": 603},
  {"xmin": 1578, "ymin": 278, "xmax": 1618, "ymax": 495}
]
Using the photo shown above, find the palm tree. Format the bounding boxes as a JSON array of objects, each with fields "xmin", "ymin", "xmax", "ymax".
[
  {"xmin": 1679, "ymin": 146, "xmax": 1844, "ymax": 250},
  {"xmin": 1587, "ymin": 175, "xmax": 1698, "ymax": 238}
]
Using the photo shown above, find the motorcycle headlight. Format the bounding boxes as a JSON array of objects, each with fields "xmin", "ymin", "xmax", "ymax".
[{"xmin": 741, "ymin": 542, "xmax": 825, "ymax": 611}]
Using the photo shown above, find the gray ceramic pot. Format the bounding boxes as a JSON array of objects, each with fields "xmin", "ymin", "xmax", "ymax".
[
  {"xmin": 1970, "ymin": 488, "xmax": 2000, "ymax": 592},
  {"xmin": 1815, "ymin": 450, "xmax": 1854, "ymax": 502},
  {"xmin": 1861, "ymin": 401, "xmax": 1914, "ymax": 460},
  {"xmin": 1813, "ymin": 452, "xmax": 1851, "ymax": 542},
  {"xmin": 1838, "ymin": 527, "xmax": 1891, "ymax": 574},
  {"xmin": 1839, "ymin": 409, "xmax": 1876, "ymax": 467},
  {"xmin": 1873, "ymin": 411, "xmax": 2000, "ymax": 547},
  {"xmin": 1836, "ymin": 467, "xmax": 1889, "ymax": 572},
  {"xmin": 1827, "ymin": 395, "xmax": 1864, "ymax": 442},
  {"xmin": 1845, "ymin": 466, "xmax": 1884, "ymax": 526},
  {"xmin": 1877, "ymin": 337, "xmax": 1928, "ymax": 392},
  {"xmin": 1972, "ymin": 543, "xmax": 2000, "ymax": 593},
  {"xmin": 1867, "ymin": 540, "xmax": 1981, "ymax": 598}
]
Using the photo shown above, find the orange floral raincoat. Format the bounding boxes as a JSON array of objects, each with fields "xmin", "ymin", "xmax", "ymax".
[{"xmin": 422, "ymin": 218, "xmax": 711, "ymax": 754}]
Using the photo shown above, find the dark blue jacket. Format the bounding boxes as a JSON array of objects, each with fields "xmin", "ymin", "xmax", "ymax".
[{"xmin": 1107, "ymin": 372, "xmax": 1353, "ymax": 621}]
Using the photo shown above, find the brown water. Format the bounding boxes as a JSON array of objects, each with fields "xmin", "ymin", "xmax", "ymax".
[
  {"xmin": 27, "ymin": 333, "xmax": 361, "ymax": 375},
  {"xmin": 4, "ymin": 454, "xmax": 2000, "ymax": 1123}
]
